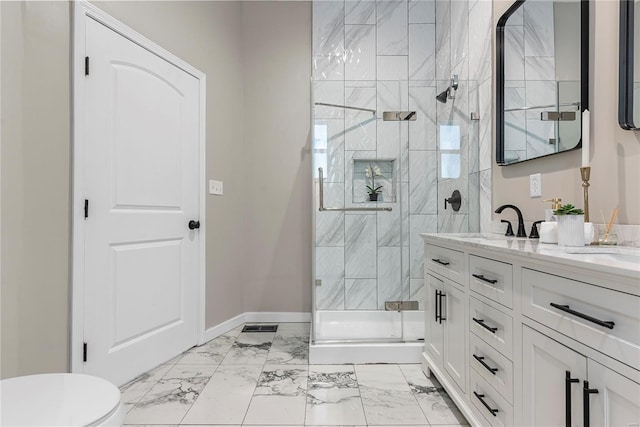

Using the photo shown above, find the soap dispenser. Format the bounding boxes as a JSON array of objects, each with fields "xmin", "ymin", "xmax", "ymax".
[{"xmin": 543, "ymin": 198, "xmax": 562, "ymax": 222}]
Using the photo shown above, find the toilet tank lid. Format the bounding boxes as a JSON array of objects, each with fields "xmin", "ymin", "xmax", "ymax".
[{"xmin": 1, "ymin": 373, "xmax": 121, "ymax": 426}]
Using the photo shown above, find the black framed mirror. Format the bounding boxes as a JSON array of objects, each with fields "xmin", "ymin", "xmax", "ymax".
[
  {"xmin": 619, "ymin": 0, "xmax": 640, "ymax": 130},
  {"xmin": 496, "ymin": 0, "xmax": 589, "ymax": 165}
]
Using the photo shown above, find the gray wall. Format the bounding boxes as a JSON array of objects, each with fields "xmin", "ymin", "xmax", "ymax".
[
  {"xmin": 0, "ymin": 1, "xmax": 312, "ymax": 378},
  {"xmin": 493, "ymin": 0, "xmax": 640, "ymax": 226},
  {"xmin": 1, "ymin": 1, "xmax": 72, "ymax": 379},
  {"xmin": 241, "ymin": 2, "xmax": 312, "ymax": 313}
]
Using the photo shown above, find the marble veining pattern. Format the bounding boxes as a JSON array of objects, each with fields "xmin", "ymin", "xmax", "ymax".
[
  {"xmin": 409, "ymin": 0, "xmax": 436, "ymax": 24},
  {"xmin": 376, "ymin": 0, "xmax": 409, "ymax": 55},
  {"xmin": 124, "ymin": 365, "xmax": 217, "ymax": 425},
  {"xmin": 345, "ymin": 278, "xmax": 378, "ymax": 309},
  {"xmin": 346, "ymin": 0, "xmax": 376, "ymax": 25},
  {"xmin": 345, "ymin": 25, "xmax": 377, "ymax": 81},
  {"xmin": 266, "ymin": 332, "xmax": 309, "ymax": 365},
  {"xmin": 122, "ymin": 323, "xmax": 468, "ymax": 426},
  {"xmin": 177, "ymin": 333, "xmax": 236, "ymax": 365},
  {"xmin": 312, "ymin": 0, "xmax": 493, "ymax": 318},
  {"xmin": 400, "ymin": 364, "xmax": 468, "ymax": 425}
]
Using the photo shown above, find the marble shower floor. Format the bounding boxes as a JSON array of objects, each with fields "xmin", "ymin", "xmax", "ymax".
[{"xmin": 121, "ymin": 323, "xmax": 468, "ymax": 426}]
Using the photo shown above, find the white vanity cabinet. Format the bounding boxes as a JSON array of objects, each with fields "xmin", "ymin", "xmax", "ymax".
[
  {"xmin": 425, "ymin": 244, "xmax": 467, "ymax": 394},
  {"xmin": 522, "ymin": 325, "xmax": 640, "ymax": 426},
  {"xmin": 421, "ymin": 234, "xmax": 640, "ymax": 427}
]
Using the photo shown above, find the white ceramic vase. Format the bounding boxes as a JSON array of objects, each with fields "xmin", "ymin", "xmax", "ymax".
[{"xmin": 557, "ymin": 214, "xmax": 585, "ymax": 246}]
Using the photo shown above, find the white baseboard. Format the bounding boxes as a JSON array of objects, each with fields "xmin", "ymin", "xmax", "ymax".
[{"xmin": 203, "ymin": 312, "xmax": 311, "ymax": 344}]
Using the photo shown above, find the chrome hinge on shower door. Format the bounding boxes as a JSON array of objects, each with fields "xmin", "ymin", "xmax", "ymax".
[{"xmin": 385, "ymin": 301, "xmax": 419, "ymax": 311}]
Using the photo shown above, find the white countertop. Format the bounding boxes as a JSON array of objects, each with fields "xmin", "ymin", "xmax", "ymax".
[{"xmin": 420, "ymin": 233, "xmax": 640, "ymax": 280}]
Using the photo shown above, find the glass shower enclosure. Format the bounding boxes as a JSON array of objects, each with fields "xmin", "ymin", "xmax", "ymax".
[{"xmin": 310, "ymin": 0, "xmax": 490, "ymax": 360}]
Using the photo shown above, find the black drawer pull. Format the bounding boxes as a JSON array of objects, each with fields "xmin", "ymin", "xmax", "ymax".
[
  {"xmin": 565, "ymin": 371, "xmax": 580, "ymax": 427},
  {"xmin": 473, "ymin": 317, "xmax": 498, "ymax": 333},
  {"xmin": 438, "ymin": 291, "xmax": 446, "ymax": 323},
  {"xmin": 474, "ymin": 391, "xmax": 499, "ymax": 416},
  {"xmin": 549, "ymin": 303, "xmax": 615, "ymax": 329},
  {"xmin": 583, "ymin": 380, "xmax": 598, "ymax": 427},
  {"xmin": 431, "ymin": 258, "xmax": 450, "ymax": 266},
  {"xmin": 473, "ymin": 354, "xmax": 498, "ymax": 374},
  {"xmin": 472, "ymin": 273, "xmax": 498, "ymax": 284}
]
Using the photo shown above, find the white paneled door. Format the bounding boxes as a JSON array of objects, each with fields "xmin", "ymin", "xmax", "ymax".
[{"xmin": 81, "ymin": 16, "xmax": 202, "ymax": 386}]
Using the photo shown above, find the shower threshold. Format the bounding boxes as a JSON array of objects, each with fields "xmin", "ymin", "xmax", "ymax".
[{"xmin": 309, "ymin": 339, "xmax": 424, "ymax": 364}]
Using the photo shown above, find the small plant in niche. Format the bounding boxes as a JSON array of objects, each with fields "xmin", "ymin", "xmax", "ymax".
[
  {"xmin": 365, "ymin": 164, "xmax": 383, "ymax": 201},
  {"xmin": 553, "ymin": 204, "xmax": 584, "ymax": 215}
]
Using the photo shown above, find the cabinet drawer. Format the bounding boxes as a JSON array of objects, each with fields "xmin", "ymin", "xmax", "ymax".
[
  {"xmin": 470, "ymin": 333, "xmax": 513, "ymax": 404},
  {"xmin": 470, "ymin": 297, "xmax": 513, "ymax": 360},
  {"xmin": 470, "ymin": 369, "xmax": 514, "ymax": 427},
  {"xmin": 425, "ymin": 244, "xmax": 464, "ymax": 284},
  {"xmin": 469, "ymin": 255, "xmax": 513, "ymax": 308},
  {"xmin": 522, "ymin": 268, "xmax": 640, "ymax": 370}
]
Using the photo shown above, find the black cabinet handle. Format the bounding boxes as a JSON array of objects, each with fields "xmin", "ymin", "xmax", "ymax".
[
  {"xmin": 550, "ymin": 303, "xmax": 615, "ymax": 329},
  {"xmin": 583, "ymin": 380, "xmax": 598, "ymax": 427},
  {"xmin": 434, "ymin": 290, "xmax": 440, "ymax": 323},
  {"xmin": 472, "ymin": 273, "xmax": 498, "ymax": 284},
  {"xmin": 431, "ymin": 258, "xmax": 450, "ymax": 266},
  {"xmin": 473, "ymin": 391, "xmax": 499, "ymax": 416},
  {"xmin": 473, "ymin": 317, "xmax": 498, "ymax": 333},
  {"xmin": 438, "ymin": 291, "xmax": 446, "ymax": 323},
  {"xmin": 473, "ymin": 354, "xmax": 498, "ymax": 375},
  {"xmin": 188, "ymin": 220, "xmax": 200, "ymax": 230},
  {"xmin": 565, "ymin": 371, "xmax": 580, "ymax": 427}
]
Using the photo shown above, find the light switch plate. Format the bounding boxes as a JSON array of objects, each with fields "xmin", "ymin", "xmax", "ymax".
[
  {"xmin": 209, "ymin": 179, "xmax": 223, "ymax": 195},
  {"xmin": 529, "ymin": 173, "xmax": 542, "ymax": 198}
]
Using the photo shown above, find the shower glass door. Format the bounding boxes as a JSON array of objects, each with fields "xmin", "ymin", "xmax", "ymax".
[
  {"xmin": 312, "ymin": 77, "xmax": 408, "ymax": 342},
  {"xmin": 311, "ymin": 0, "xmax": 487, "ymax": 346}
]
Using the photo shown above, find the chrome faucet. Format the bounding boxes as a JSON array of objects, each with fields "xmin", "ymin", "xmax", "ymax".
[{"xmin": 495, "ymin": 204, "xmax": 527, "ymax": 237}]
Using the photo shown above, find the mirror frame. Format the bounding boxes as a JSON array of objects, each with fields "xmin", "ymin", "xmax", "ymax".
[
  {"xmin": 619, "ymin": 0, "xmax": 638, "ymax": 130},
  {"xmin": 496, "ymin": 0, "xmax": 590, "ymax": 165}
]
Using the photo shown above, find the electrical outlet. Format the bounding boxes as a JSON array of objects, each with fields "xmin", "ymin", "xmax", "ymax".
[
  {"xmin": 209, "ymin": 179, "xmax": 223, "ymax": 195},
  {"xmin": 529, "ymin": 173, "xmax": 542, "ymax": 198}
]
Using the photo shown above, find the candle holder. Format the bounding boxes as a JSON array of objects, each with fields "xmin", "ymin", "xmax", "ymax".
[{"xmin": 580, "ymin": 166, "xmax": 591, "ymax": 223}]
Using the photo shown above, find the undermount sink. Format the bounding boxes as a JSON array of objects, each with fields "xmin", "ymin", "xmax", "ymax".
[
  {"xmin": 563, "ymin": 247, "xmax": 640, "ymax": 265},
  {"xmin": 450, "ymin": 233, "xmax": 515, "ymax": 241}
]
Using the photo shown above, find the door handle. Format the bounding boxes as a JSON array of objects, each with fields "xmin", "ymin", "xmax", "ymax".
[
  {"xmin": 435, "ymin": 290, "xmax": 440, "ymax": 322},
  {"xmin": 188, "ymin": 220, "xmax": 200, "ymax": 230},
  {"xmin": 565, "ymin": 371, "xmax": 580, "ymax": 427},
  {"xmin": 431, "ymin": 258, "xmax": 450, "ymax": 266},
  {"xmin": 438, "ymin": 291, "xmax": 446, "ymax": 323}
]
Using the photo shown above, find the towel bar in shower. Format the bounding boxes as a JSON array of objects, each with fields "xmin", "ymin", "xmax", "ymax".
[{"xmin": 318, "ymin": 167, "xmax": 392, "ymax": 212}]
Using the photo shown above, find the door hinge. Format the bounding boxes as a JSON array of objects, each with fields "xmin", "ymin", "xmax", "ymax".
[
  {"xmin": 84, "ymin": 199, "xmax": 89, "ymax": 219},
  {"xmin": 83, "ymin": 342, "xmax": 88, "ymax": 362},
  {"xmin": 85, "ymin": 56, "xmax": 90, "ymax": 76}
]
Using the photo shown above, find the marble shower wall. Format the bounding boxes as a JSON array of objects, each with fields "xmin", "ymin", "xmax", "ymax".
[{"xmin": 313, "ymin": 0, "xmax": 492, "ymax": 311}]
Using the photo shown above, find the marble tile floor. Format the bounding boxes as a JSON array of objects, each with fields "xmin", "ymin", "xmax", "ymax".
[{"xmin": 121, "ymin": 322, "xmax": 468, "ymax": 427}]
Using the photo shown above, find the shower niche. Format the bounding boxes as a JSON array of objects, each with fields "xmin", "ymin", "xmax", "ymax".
[{"xmin": 352, "ymin": 159, "xmax": 396, "ymax": 203}]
